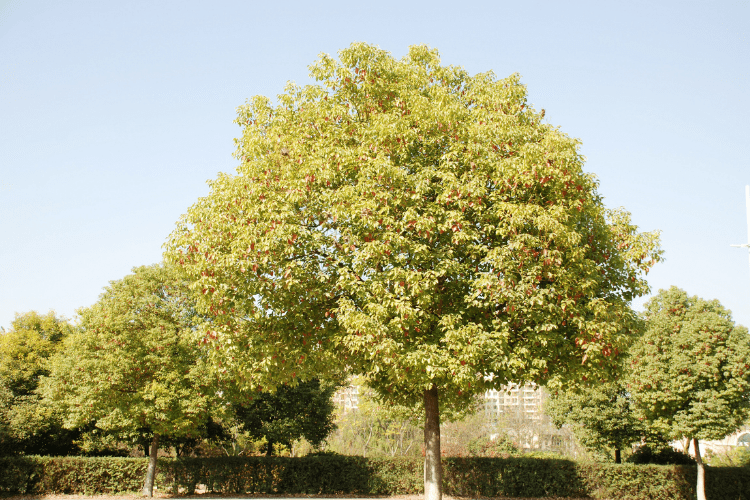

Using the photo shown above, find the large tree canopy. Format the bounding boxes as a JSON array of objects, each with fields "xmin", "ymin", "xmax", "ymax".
[
  {"xmin": 42, "ymin": 264, "xmax": 217, "ymax": 496},
  {"xmin": 166, "ymin": 43, "xmax": 662, "ymax": 500},
  {"xmin": 630, "ymin": 287, "xmax": 750, "ymax": 440},
  {"xmin": 629, "ymin": 286, "xmax": 750, "ymax": 500}
]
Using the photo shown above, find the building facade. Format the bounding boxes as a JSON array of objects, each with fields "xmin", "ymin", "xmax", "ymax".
[{"xmin": 483, "ymin": 383, "xmax": 546, "ymax": 424}]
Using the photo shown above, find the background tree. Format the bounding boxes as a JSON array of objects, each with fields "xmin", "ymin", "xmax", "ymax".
[
  {"xmin": 709, "ymin": 440, "xmax": 750, "ymax": 467},
  {"xmin": 42, "ymin": 264, "xmax": 217, "ymax": 496},
  {"xmin": 545, "ymin": 381, "xmax": 642, "ymax": 463},
  {"xmin": 629, "ymin": 286, "xmax": 750, "ymax": 500},
  {"xmin": 233, "ymin": 378, "xmax": 336, "ymax": 456},
  {"xmin": 0, "ymin": 311, "xmax": 81, "ymax": 456},
  {"xmin": 166, "ymin": 43, "xmax": 662, "ymax": 500},
  {"xmin": 440, "ymin": 403, "xmax": 491, "ymax": 457},
  {"xmin": 329, "ymin": 379, "xmax": 423, "ymax": 457},
  {"xmin": 159, "ymin": 417, "xmax": 230, "ymax": 457}
]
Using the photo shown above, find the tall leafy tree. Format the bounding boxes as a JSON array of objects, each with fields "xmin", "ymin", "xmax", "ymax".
[
  {"xmin": 545, "ymin": 381, "xmax": 642, "ymax": 463},
  {"xmin": 629, "ymin": 286, "xmax": 750, "ymax": 500},
  {"xmin": 42, "ymin": 264, "xmax": 216, "ymax": 496},
  {"xmin": 0, "ymin": 311, "xmax": 80, "ymax": 456},
  {"xmin": 166, "ymin": 43, "xmax": 662, "ymax": 500},
  {"xmin": 233, "ymin": 378, "xmax": 336, "ymax": 455}
]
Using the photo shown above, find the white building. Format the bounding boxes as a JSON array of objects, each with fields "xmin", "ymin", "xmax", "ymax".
[
  {"xmin": 332, "ymin": 383, "xmax": 360, "ymax": 412},
  {"xmin": 334, "ymin": 382, "xmax": 545, "ymax": 417},
  {"xmin": 483, "ymin": 383, "xmax": 546, "ymax": 424}
]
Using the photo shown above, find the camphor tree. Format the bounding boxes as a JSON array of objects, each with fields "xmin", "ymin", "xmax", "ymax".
[
  {"xmin": 629, "ymin": 286, "xmax": 750, "ymax": 500},
  {"xmin": 545, "ymin": 381, "xmax": 642, "ymax": 463},
  {"xmin": 165, "ymin": 43, "xmax": 662, "ymax": 500},
  {"xmin": 42, "ymin": 264, "xmax": 217, "ymax": 497}
]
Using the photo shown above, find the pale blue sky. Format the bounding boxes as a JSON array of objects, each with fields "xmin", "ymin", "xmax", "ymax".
[{"xmin": 1, "ymin": 0, "xmax": 748, "ymax": 330}]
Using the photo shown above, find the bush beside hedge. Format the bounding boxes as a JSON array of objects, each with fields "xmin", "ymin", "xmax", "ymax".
[{"xmin": 2, "ymin": 455, "xmax": 748, "ymax": 499}]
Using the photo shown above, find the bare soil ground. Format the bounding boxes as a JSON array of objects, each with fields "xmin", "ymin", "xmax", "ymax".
[{"xmin": 3, "ymin": 495, "xmax": 592, "ymax": 500}]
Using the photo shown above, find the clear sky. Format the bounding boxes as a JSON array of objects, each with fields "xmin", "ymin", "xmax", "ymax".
[{"xmin": 1, "ymin": 0, "xmax": 748, "ymax": 330}]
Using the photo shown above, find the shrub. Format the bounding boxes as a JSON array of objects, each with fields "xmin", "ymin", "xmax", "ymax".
[
  {"xmin": 466, "ymin": 435, "xmax": 519, "ymax": 457},
  {"xmin": 0, "ymin": 456, "xmax": 146, "ymax": 494},
  {"xmin": 443, "ymin": 457, "xmax": 586, "ymax": 498},
  {"xmin": 578, "ymin": 463, "xmax": 695, "ymax": 500},
  {"xmin": 626, "ymin": 445, "xmax": 695, "ymax": 465},
  {"xmin": 158, "ymin": 456, "xmax": 421, "ymax": 495},
  {"xmin": 0, "ymin": 456, "xmax": 43, "ymax": 494}
]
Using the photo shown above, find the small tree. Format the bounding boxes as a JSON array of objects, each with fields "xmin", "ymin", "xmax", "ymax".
[
  {"xmin": 233, "ymin": 378, "xmax": 336, "ymax": 455},
  {"xmin": 166, "ymin": 43, "xmax": 662, "ymax": 500},
  {"xmin": 629, "ymin": 286, "xmax": 750, "ymax": 500},
  {"xmin": 42, "ymin": 264, "xmax": 216, "ymax": 496},
  {"xmin": 545, "ymin": 381, "xmax": 642, "ymax": 463}
]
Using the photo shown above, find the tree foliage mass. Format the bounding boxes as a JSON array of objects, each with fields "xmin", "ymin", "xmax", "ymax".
[
  {"xmin": 628, "ymin": 286, "xmax": 750, "ymax": 500},
  {"xmin": 0, "ymin": 311, "xmax": 80, "ymax": 456},
  {"xmin": 629, "ymin": 286, "xmax": 750, "ymax": 442},
  {"xmin": 234, "ymin": 378, "xmax": 336, "ymax": 456},
  {"xmin": 545, "ymin": 381, "xmax": 642, "ymax": 463},
  {"xmin": 167, "ymin": 42, "xmax": 662, "ymax": 404}
]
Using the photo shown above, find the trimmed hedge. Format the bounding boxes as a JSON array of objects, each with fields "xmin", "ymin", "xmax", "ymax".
[
  {"xmin": 0, "ymin": 456, "xmax": 146, "ymax": 494},
  {"xmin": 2, "ymin": 455, "xmax": 749, "ymax": 499},
  {"xmin": 443, "ymin": 457, "xmax": 589, "ymax": 498},
  {"xmin": 158, "ymin": 456, "xmax": 422, "ymax": 495}
]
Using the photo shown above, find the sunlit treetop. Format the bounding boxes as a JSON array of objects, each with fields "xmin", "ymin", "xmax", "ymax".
[
  {"xmin": 42, "ymin": 264, "xmax": 216, "ymax": 438},
  {"xmin": 0, "ymin": 311, "xmax": 72, "ymax": 398},
  {"xmin": 165, "ymin": 43, "xmax": 662, "ymax": 409}
]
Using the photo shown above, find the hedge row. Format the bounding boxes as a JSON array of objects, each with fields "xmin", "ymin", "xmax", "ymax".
[
  {"xmin": 1, "ymin": 455, "xmax": 748, "ymax": 499},
  {"xmin": 0, "ymin": 456, "xmax": 147, "ymax": 494}
]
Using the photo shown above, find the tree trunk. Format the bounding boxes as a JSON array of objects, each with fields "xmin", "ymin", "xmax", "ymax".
[
  {"xmin": 423, "ymin": 384, "xmax": 442, "ymax": 500},
  {"xmin": 615, "ymin": 448, "xmax": 621, "ymax": 464},
  {"xmin": 693, "ymin": 437, "xmax": 706, "ymax": 500},
  {"xmin": 142, "ymin": 434, "xmax": 159, "ymax": 497},
  {"xmin": 266, "ymin": 439, "xmax": 274, "ymax": 457}
]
